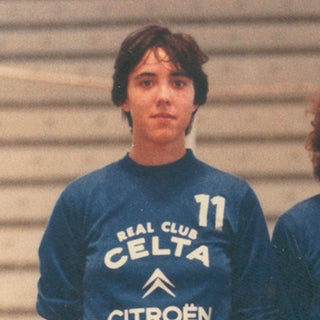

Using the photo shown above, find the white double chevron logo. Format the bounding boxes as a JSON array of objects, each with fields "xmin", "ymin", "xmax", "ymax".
[{"xmin": 142, "ymin": 268, "xmax": 176, "ymax": 298}]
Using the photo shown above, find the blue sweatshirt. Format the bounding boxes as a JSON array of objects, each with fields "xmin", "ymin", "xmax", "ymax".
[
  {"xmin": 272, "ymin": 194, "xmax": 320, "ymax": 320},
  {"xmin": 37, "ymin": 150, "xmax": 278, "ymax": 320}
]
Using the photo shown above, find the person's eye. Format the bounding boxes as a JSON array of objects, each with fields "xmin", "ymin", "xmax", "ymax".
[
  {"xmin": 173, "ymin": 80, "xmax": 186, "ymax": 88},
  {"xmin": 139, "ymin": 80, "xmax": 153, "ymax": 88}
]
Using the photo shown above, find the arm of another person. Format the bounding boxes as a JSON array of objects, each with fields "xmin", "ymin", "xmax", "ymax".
[
  {"xmin": 230, "ymin": 188, "xmax": 279, "ymax": 320},
  {"xmin": 272, "ymin": 215, "xmax": 313, "ymax": 320},
  {"xmin": 37, "ymin": 191, "xmax": 85, "ymax": 320}
]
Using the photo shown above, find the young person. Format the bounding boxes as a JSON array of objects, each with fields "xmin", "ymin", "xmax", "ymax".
[
  {"xmin": 37, "ymin": 25, "xmax": 278, "ymax": 320},
  {"xmin": 272, "ymin": 97, "xmax": 320, "ymax": 320}
]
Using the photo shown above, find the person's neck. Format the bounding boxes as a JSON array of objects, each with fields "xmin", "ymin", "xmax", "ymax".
[{"xmin": 128, "ymin": 141, "xmax": 187, "ymax": 166}]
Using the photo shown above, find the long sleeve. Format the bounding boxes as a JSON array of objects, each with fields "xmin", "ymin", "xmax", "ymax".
[
  {"xmin": 230, "ymin": 188, "xmax": 278, "ymax": 320},
  {"xmin": 272, "ymin": 214, "xmax": 313, "ymax": 320},
  {"xmin": 37, "ymin": 191, "xmax": 86, "ymax": 320}
]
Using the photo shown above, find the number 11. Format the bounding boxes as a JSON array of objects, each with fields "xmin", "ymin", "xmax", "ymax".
[{"xmin": 194, "ymin": 194, "xmax": 226, "ymax": 230}]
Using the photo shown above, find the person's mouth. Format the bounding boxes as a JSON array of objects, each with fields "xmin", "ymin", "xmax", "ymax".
[{"xmin": 151, "ymin": 113, "xmax": 176, "ymax": 119}]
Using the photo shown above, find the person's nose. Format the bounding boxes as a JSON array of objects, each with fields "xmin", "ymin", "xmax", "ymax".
[{"xmin": 156, "ymin": 82, "xmax": 171, "ymax": 107}]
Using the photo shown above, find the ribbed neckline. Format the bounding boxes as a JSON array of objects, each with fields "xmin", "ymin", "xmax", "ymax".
[{"xmin": 118, "ymin": 149, "xmax": 198, "ymax": 179}]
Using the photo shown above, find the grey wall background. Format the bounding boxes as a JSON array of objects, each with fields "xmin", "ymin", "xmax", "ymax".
[{"xmin": 1, "ymin": 1, "xmax": 320, "ymax": 318}]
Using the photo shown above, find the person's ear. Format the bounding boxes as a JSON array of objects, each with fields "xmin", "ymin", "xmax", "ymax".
[{"xmin": 120, "ymin": 101, "xmax": 130, "ymax": 112}]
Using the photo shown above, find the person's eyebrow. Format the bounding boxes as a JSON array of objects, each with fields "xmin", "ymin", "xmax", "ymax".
[
  {"xmin": 133, "ymin": 71, "xmax": 189, "ymax": 79},
  {"xmin": 134, "ymin": 72, "xmax": 156, "ymax": 79}
]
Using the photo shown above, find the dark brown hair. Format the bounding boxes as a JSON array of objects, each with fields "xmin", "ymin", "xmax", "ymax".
[
  {"xmin": 111, "ymin": 25, "xmax": 209, "ymax": 134},
  {"xmin": 306, "ymin": 97, "xmax": 320, "ymax": 180}
]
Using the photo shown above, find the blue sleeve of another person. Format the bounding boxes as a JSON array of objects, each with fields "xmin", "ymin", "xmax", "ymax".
[{"xmin": 272, "ymin": 195, "xmax": 320, "ymax": 320}]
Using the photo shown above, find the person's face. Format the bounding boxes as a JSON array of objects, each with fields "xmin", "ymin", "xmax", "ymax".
[{"xmin": 121, "ymin": 48, "xmax": 198, "ymax": 146}]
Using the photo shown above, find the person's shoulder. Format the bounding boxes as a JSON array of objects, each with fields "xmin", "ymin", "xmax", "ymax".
[
  {"xmin": 195, "ymin": 158, "xmax": 255, "ymax": 201},
  {"xmin": 197, "ymin": 158, "xmax": 251, "ymax": 189},
  {"xmin": 276, "ymin": 194, "xmax": 320, "ymax": 231},
  {"xmin": 62, "ymin": 159, "xmax": 122, "ymax": 197},
  {"xmin": 281, "ymin": 194, "xmax": 320, "ymax": 219}
]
